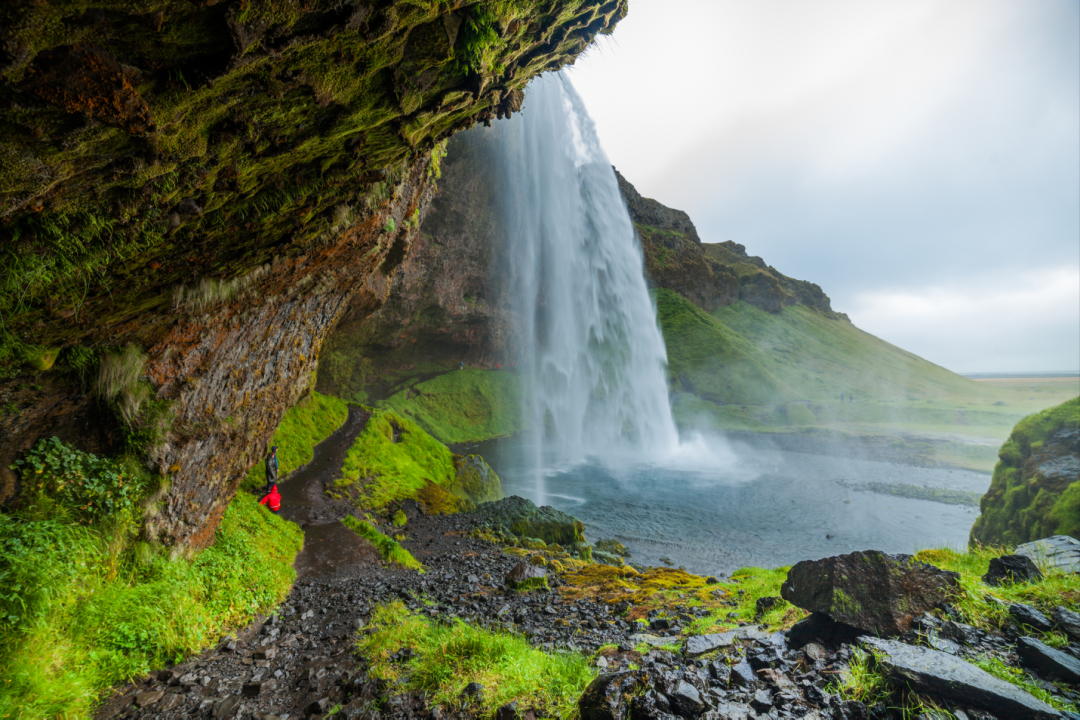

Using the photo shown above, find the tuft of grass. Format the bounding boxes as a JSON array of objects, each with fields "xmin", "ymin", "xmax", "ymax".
[
  {"xmin": 241, "ymin": 391, "xmax": 349, "ymax": 491},
  {"xmin": 0, "ymin": 493, "xmax": 302, "ymax": 719},
  {"xmin": 94, "ymin": 345, "xmax": 149, "ymax": 427},
  {"xmin": 357, "ymin": 600, "xmax": 595, "ymax": 718},
  {"xmin": 972, "ymin": 654, "xmax": 1078, "ymax": 714},
  {"xmin": 380, "ymin": 368, "xmax": 523, "ymax": 444},
  {"xmin": 341, "ymin": 516, "xmax": 424, "ymax": 572}
]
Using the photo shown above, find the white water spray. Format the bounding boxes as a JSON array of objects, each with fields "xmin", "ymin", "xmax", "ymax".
[{"xmin": 497, "ymin": 73, "xmax": 680, "ymax": 502}]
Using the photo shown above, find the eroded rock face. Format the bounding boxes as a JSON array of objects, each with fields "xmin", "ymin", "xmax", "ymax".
[{"xmin": 780, "ymin": 550, "xmax": 960, "ymax": 636}]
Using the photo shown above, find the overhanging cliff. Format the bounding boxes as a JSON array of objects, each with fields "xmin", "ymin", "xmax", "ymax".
[{"xmin": 0, "ymin": 0, "xmax": 627, "ymax": 548}]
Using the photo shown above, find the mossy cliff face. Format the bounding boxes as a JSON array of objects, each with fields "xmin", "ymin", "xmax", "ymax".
[
  {"xmin": 0, "ymin": 0, "xmax": 626, "ymax": 548},
  {"xmin": 970, "ymin": 397, "xmax": 1080, "ymax": 547}
]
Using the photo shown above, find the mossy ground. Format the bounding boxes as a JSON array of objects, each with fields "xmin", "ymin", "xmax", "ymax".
[
  {"xmin": 0, "ymin": 489, "xmax": 302, "ymax": 719},
  {"xmin": 969, "ymin": 397, "xmax": 1080, "ymax": 546},
  {"xmin": 341, "ymin": 515, "xmax": 424, "ymax": 572},
  {"xmin": 241, "ymin": 391, "xmax": 348, "ymax": 491},
  {"xmin": 657, "ymin": 290, "xmax": 1079, "ymax": 472},
  {"xmin": 356, "ymin": 599, "xmax": 595, "ymax": 718},
  {"xmin": 381, "ymin": 368, "xmax": 523, "ymax": 444}
]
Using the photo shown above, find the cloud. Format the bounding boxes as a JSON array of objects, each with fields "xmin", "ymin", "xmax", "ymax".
[{"xmin": 847, "ymin": 268, "xmax": 1080, "ymax": 373}]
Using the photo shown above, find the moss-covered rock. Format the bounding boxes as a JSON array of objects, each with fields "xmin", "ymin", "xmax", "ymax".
[
  {"xmin": 471, "ymin": 494, "xmax": 586, "ymax": 546},
  {"xmin": 452, "ymin": 453, "xmax": 503, "ymax": 504},
  {"xmin": 970, "ymin": 397, "xmax": 1080, "ymax": 547}
]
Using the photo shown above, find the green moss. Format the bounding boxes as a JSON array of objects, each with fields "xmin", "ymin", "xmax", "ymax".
[
  {"xmin": 357, "ymin": 599, "xmax": 594, "ymax": 717},
  {"xmin": 392, "ymin": 509, "xmax": 408, "ymax": 527},
  {"xmin": 514, "ymin": 576, "xmax": 550, "ymax": 593},
  {"xmin": 381, "ymin": 368, "xmax": 523, "ymax": 444},
  {"xmin": 241, "ymin": 391, "xmax": 348, "ymax": 491},
  {"xmin": 0, "ymin": 493, "xmax": 302, "ymax": 718},
  {"xmin": 970, "ymin": 397, "xmax": 1080, "ymax": 546},
  {"xmin": 341, "ymin": 515, "xmax": 423, "ymax": 572}
]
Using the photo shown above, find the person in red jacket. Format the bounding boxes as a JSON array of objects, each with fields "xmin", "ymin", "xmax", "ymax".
[{"xmin": 259, "ymin": 484, "xmax": 281, "ymax": 515}]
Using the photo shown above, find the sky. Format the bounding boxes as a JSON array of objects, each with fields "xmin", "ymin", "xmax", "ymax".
[{"xmin": 563, "ymin": 0, "xmax": 1080, "ymax": 374}]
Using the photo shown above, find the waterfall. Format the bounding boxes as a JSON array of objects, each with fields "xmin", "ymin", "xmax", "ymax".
[{"xmin": 495, "ymin": 73, "xmax": 679, "ymax": 501}]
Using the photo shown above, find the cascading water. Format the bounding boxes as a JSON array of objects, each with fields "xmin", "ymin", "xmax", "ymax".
[{"xmin": 495, "ymin": 73, "xmax": 679, "ymax": 502}]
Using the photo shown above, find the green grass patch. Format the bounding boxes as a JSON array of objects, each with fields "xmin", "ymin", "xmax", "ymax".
[
  {"xmin": 0, "ymin": 492, "xmax": 302, "ymax": 719},
  {"xmin": 357, "ymin": 600, "xmax": 595, "ymax": 718},
  {"xmin": 380, "ymin": 368, "xmax": 523, "ymax": 444},
  {"xmin": 972, "ymin": 654, "xmax": 1077, "ymax": 713},
  {"xmin": 242, "ymin": 391, "xmax": 348, "ymax": 490},
  {"xmin": 341, "ymin": 516, "xmax": 424, "ymax": 573}
]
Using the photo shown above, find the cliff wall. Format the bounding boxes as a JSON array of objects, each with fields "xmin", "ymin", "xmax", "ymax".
[{"xmin": 0, "ymin": 0, "xmax": 626, "ymax": 548}]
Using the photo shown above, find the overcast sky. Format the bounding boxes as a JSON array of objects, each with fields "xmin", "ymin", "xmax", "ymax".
[{"xmin": 562, "ymin": 0, "xmax": 1079, "ymax": 374}]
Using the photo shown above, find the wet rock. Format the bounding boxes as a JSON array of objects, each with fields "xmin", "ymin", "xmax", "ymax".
[
  {"xmin": 496, "ymin": 701, "xmax": 519, "ymax": 720},
  {"xmin": 786, "ymin": 612, "xmax": 862, "ymax": 649},
  {"xmin": 983, "ymin": 554, "xmax": 1043, "ymax": 586},
  {"xmin": 578, "ymin": 670, "xmax": 650, "ymax": 720},
  {"xmin": 505, "ymin": 561, "xmax": 547, "ymax": 590},
  {"xmin": 755, "ymin": 596, "xmax": 781, "ymax": 619},
  {"xmin": 212, "ymin": 695, "xmax": 242, "ymax": 719},
  {"xmin": 461, "ymin": 681, "xmax": 484, "ymax": 700},
  {"xmin": 667, "ymin": 680, "xmax": 707, "ymax": 715},
  {"xmin": 630, "ymin": 633, "xmax": 680, "ymax": 649},
  {"xmin": 1010, "ymin": 603, "xmax": 1054, "ymax": 632},
  {"xmin": 730, "ymin": 658, "xmax": 758, "ymax": 689},
  {"xmin": 780, "ymin": 551, "xmax": 960, "ymax": 636},
  {"xmin": 749, "ymin": 688, "xmax": 773, "ymax": 713},
  {"xmin": 595, "ymin": 539, "xmax": 632, "ymax": 557},
  {"xmin": 860, "ymin": 636, "xmax": 1061, "ymax": 719},
  {"xmin": 708, "ymin": 659, "xmax": 731, "ymax": 686},
  {"xmin": 650, "ymin": 617, "xmax": 671, "ymax": 631},
  {"xmin": 1016, "ymin": 535, "xmax": 1080, "ymax": 574},
  {"xmin": 1052, "ymin": 606, "xmax": 1080, "ymax": 643},
  {"xmin": 1017, "ymin": 636, "xmax": 1080, "ymax": 684},
  {"xmin": 471, "ymin": 496, "xmax": 585, "ymax": 546},
  {"xmin": 628, "ymin": 689, "xmax": 675, "ymax": 720},
  {"xmin": 684, "ymin": 626, "xmax": 770, "ymax": 657},
  {"xmin": 133, "ymin": 690, "xmax": 164, "ymax": 708}
]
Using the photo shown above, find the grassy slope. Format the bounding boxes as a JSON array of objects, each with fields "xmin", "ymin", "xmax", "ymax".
[
  {"xmin": 241, "ymin": 391, "xmax": 349, "ymax": 491},
  {"xmin": 656, "ymin": 289, "xmax": 1079, "ymax": 470},
  {"xmin": 380, "ymin": 368, "xmax": 523, "ymax": 444},
  {"xmin": 0, "ymin": 493, "xmax": 302, "ymax": 718},
  {"xmin": 970, "ymin": 397, "xmax": 1080, "ymax": 546}
]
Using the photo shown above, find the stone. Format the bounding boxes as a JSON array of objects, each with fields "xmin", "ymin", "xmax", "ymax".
[
  {"xmin": 708, "ymin": 660, "xmax": 731, "ymax": 686},
  {"xmin": 650, "ymin": 617, "xmax": 671, "ymax": 631},
  {"xmin": 628, "ymin": 689, "xmax": 676, "ymax": 720},
  {"xmin": 684, "ymin": 626, "xmax": 770, "ymax": 657},
  {"xmin": 630, "ymin": 633, "xmax": 680, "ymax": 648},
  {"xmin": 133, "ymin": 690, "xmax": 165, "ymax": 708},
  {"xmin": 785, "ymin": 612, "xmax": 862, "ymax": 649},
  {"xmin": 505, "ymin": 562, "xmax": 547, "ymax": 590},
  {"xmin": 462, "ymin": 681, "xmax": 484, "ymax": 699},
  {"xmin": 730, "ymin": 658, "xmax": 758, "ymax": 689},
  {"xmin": 212, "ymin": 695, "xmax": 242, "ymax": 719},
  {"xmin": 983, "ymin": 554, "xmax": 1043, "ymax": 586},
  {"xmin": 254, "ymin": 647, "xmax": 277, "ymax": 660},
  {"xmin": 780, "ymin": 551, "xmax": 960, "ymax": 636},
  {"xmin": 757, "ymin": 668, "xmax": 798, "ymax": 694},
  {"xmin": 242, "ymin": 680, "xmax": 273, "ymax": 698},
  {"xmin": 1017, "ymin": 636, "xmax": 1080, "ymax": 684},
  {"xmin": 472, "ymin": 496, "xmax": 586, "ymax": 546},
  {"xmin": 306, "ymin": 697, "xmax": 330, "ymax": 715},
  {"xmin": 1052, "ymin": 606, "xmax": 1080, "ymax": 643},
  {"xmin": 749, "ymin": 689, "xmax": 773, "ymax": 713},
  {"xmin": 496, "ymin": 701, "xmax": 519, "ymax": 720},
  {"xmin": 667, "ymin": 680, "xmax": 707, "ymax": 715},
  {"xmin": 860, "ymin": 637, "xmax": 1061, "ymax": 719},
  {"xmin": 1016, "ymin": 535, "xmax": 1080, "ymax": 574},
  {"xmin": 755, "ymin": 596, "xmax": 781, "ymax": 618},
  {"xmin": 595, "ymin": 539, "xmax": 632, "ymax": 557},
  {"xmin": 1009, "ymin": 603, "xmax": 1054, "ymax": 632}
]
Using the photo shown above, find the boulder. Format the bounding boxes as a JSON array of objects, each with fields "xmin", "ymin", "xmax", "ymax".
[
  {"xmin": 1017, "ymin": 636, "xmax": 1080, "ymax": 684},
  {"xmin": 1009, "ymin": 603, "xmax": 1054, "ymax": 632},
  {"xmin": 684, "ymin": 626, "xmax": 770, "ymax": 657},
  {"xmin": 595, "ymin": 539, "xmax": 632, "ymax": 557},
  {"xmin": 983, "ymin": 555, "xmax": 1043, "ymax": 586},
  {"xmin": 785, "ymin": 612, "xmax": 862, "ymax": 649},
  {"xmin": 1051, "ymin": 606, "xmax": 1080, "ymax": 643},
  {"xmin": 780, "ymin": 551, "xmax": 960, "ymax": 636},
  {"xmin": 471, "ymin": 496, "xmax": 585, "ymax": 546},
  {"xmin": 1016, "ymin": 535, "xmax": 1080, "ymax": 574},
  {"xmin": 452, "ymin": 455, "xmax": 504, "ymax": 505},
  {"xmin": 505, "ymin": 562, "xmax": 547, "ymax": 591},
  {"xmin": 859, "ymin": 637, "xmax": 1061, "ymax": 719},
  {"xmin": 577, "ymin": 670, "xmax": 650, "ymax": 720}
]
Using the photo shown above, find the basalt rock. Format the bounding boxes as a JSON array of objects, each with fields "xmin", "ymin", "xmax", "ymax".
[
  {"xmin": 1017, "ymin": 535, "xmax": 1080, "ymax": 575},
  {"xmin": 578, "ymin": 670, "xmax": 650, "ymax": 720},
  {"xmin": 504, "ymin": 561, "xmax": 547, "ymax": 591},
  {"xmin": 1017, "ymin": 636, "xmax": 1080, "ymax": 684},
  {"xmin": 780, "ymin": 550, "xmax": 960, "ymax": 636},
  {"xmin": 983, "ymin": 554, "xmax": 1043, "ymax": 586},
  {"xmin": 471, "ymin": 495, "xmax": 586, "ymax": 547}
]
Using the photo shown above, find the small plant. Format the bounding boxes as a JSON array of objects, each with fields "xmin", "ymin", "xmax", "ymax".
[
  {"xmin": 9, "ymin": 437, "xmax": 147, "ymax": 522},
  {"xmin": 95, "ymin": 345, "xmax": 149, "ymax": 427},
  {"xmin": 383, "ymin": 217, "xmax": 396, "ymax": 234}
]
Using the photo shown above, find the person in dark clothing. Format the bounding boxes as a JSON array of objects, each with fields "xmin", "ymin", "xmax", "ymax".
[
  {"xmin": 265, "ymin": 445, "xmax": 279, "ymax": 492},
  {"xmin": 259, "ymin": 484, "xmax": 281, "ymax": 515}
]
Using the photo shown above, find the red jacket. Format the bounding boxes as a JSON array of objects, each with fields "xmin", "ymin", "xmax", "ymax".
[{"xmin": 260, "ymin": 486, "xmax": 281, "ymax": 512}]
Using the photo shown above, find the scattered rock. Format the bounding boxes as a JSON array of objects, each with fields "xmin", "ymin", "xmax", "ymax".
[
  {"xmin": 504, "ymin": 561, "xmax": 547, "ymax": 590},
  {"xmin": 629, "ymin": 633, "xmax": 680, "ymax": 649},
  {"xmin": 578, "ymin": 670, "xmax": 650, "ymax": 720},
  {"xmin": 1016, "ymin": 535, "xmax": 1080, "ymax": 574},
  {"xmin": 780, "ymin": 550, "xmax": 960, "ymax": 635},
  {"xmin": 754, "ymin": 596, "xmax": 781, "ymax": 618},
  {"xmin": 1009, "ymin": 603, "xmax": 1054, "ymax": 632},
  {"xmin": 860, "ymin": 636, "xmax": 1061, "ymax": 719},
  {"xmin": 983, "ymin": 554, "xmax": 1043, "ymax": 586},
  {"xmin": 667, "ymin": 680, "xmax": 707, "ymax": 715},
  {"xmin": 684, "ymin": 626, "xmax": 770, "ymax": 657},
  {"xmin": 1017, "ymin": 636, "xmax": 1080, "ymax": 684},
  {"xmin": 133, "ymin": 690, "xmax": 164, "ymax": 708},
  {"xmin": 1052, "ymin": 606, "xmax": 1080, "ymax": 643}
]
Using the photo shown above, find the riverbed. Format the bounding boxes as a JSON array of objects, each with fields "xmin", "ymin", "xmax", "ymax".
[{"xmin": 473, "ymin": 434, "xmax": 991, "ymax": 576}]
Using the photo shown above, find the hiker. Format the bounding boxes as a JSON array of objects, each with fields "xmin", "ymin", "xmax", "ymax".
[
  {"xmin": 260, "ymin": 483, "xmax": 281, "ymax": 515},
  {"xmin": 265, "ymin": 445, "xmax": 278, "ymax": 492},
  {"xmin": 460, "ymin": 360, "xmax": 464, "ymax": 370}
]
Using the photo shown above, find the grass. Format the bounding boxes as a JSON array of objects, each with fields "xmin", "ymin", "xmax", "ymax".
[
  {"xmin": 341, "ymin": 516, "xmax": 424, "ymax": 572},
  {"xmin": 656, "ymin": 290, "xmax": 1079, "ymax": 472},
  {"xmin": 357, "ymin": 600, "xmax": 596, "ymax": 718},
  {"xmin": 0, "ymin": 490, "xmax": 302, "ymax": 719},
  {"xmin": 241, "ymin": 391, "xmax": 348, "ymax": 491},
  {"xmin": 972, "ymin": 655, "xmax": 1077, "ymax": 713},
  {"xmin": 380, "ymin": 368, "xmax": 523, "ymax": 444}
]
